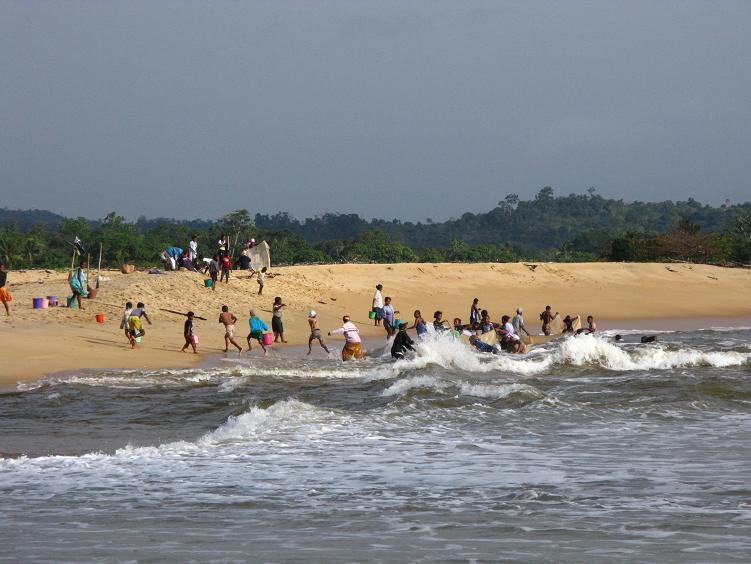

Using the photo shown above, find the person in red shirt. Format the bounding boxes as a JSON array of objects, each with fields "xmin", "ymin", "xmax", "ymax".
[{"xmin": 220, "ymin": 253, "xmax": 232, "ymax": 284}]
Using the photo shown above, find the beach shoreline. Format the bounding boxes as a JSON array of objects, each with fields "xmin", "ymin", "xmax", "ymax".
[{"xmin": 2, "ymin": 262, "xmax": 749, "ymax": 388}]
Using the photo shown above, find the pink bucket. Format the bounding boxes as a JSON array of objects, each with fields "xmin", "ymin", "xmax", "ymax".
[
  {"xmin": 191, "ymin": 335, "xmax": 199, "ymax": 346},
  {"xmin": 262, "ymin": 333, "xmax": 273, "ymax": 346}
]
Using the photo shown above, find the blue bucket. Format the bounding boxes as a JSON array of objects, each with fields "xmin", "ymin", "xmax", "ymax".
[
  {"xmin": 33, "ymin": 297, "xmax": 44, "ymax": 309},
  {"xmin": 204, "ymin": 278, "xmax": 213, "ymax": 288}
]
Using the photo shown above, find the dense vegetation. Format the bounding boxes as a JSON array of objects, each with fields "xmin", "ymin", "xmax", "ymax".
[{"xmin": 1, "ymin": 188, "xmax": 750, "ymax": 269}]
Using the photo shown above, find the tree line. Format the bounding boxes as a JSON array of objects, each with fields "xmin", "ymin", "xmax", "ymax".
[{"xmin": 1, "ymin": 188, "xmax": 750, "ymax": 269}]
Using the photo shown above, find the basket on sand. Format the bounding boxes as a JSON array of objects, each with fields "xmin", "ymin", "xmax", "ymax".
[{"xmin": 120, "ymin": 264, "xmax": 135, "ymax": 274}]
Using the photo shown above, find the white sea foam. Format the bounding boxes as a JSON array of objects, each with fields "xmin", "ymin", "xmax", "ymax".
[
  {"xmin": 377, "ymin": 331, "xmax": 751, "ymax": 377},
  {"xmin": 458, "ymin": 382, "xmax": 545, "ymax": 400},
  {"xmin": 380, "ymin": 375, "xmax": 544, "ymax": 401},
  {"xmin": 16, "ymin": 368, "xmax": 217, "ymax": 391},
  {"xmin": 380, "ymin": 375, "xmax": 449, "ymax": 396},
  {"xmin": 554, "ymin": 333, "xmax": 751, "ymax": 370},
  {"xmin": 389, "ymin": 334, "xmax": 552, "ymax": 377},
  {"xmin": 1, "ymin": 399, "xmax": 331, "ymax": 466}
]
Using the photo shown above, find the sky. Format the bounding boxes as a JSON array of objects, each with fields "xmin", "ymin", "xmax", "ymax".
[{"xmin": 1, "ymin": 0, "xmax": 749, "ymax": 222}]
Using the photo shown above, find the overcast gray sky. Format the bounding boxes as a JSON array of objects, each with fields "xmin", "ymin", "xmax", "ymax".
[{"xmin": 1, "ymin": 0, "xmax": 749, "ymax": 222}]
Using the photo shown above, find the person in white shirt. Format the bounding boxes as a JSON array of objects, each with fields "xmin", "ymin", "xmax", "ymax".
[
  {"xmin": 329, "ymin": 315, "xmax": 365, "ymax": 360},
  {"xmin": 188, "ymin": 235, "xmax": 198, "ymax": 263},
  {"xmin": 372, "ymin": 284, "xmax": 384, "ymax": 326},
  {"xmin": 500, "ymin": 314, "xmax": 526, "ymax": 353},
  {"xmin": 119, "ymin": 301, "xmax": 133, "ymax": 342}
]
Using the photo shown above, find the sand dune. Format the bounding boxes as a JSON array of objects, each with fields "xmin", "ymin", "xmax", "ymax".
[{"xmin": 1, "ymin": 262, "xmax": 749, "ymax": 385}]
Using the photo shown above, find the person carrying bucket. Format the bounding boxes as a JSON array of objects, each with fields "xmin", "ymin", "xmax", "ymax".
[
  {"xmin": 246, "ymin": 308, "xmax": 269, "ymax": 356},
  {"xmin": 127, "ymin": 302, "xmax": 152, "ymax": 348}
]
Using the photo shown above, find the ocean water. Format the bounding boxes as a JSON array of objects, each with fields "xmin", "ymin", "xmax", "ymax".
[{"xmin": 2, "ymin": 328, "xmax": 751, "ymax": 562}]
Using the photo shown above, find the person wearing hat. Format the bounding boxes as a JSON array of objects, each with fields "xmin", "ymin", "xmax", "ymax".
[
  {"xmin": 391, "ymin": 322, "xmax": 416, "ymax": 360},
  {"xmin": 246, "ymin": 307, "xmax": 269, "ymax": 355},
  {"xmin": 329, "ymin": 315, "xmax": 365, "ymax": 361},
  {"xmin": 307, "ymin": 310, "xmax": 330, "ymax": 355},
  {"xmin": 512, "ymin": 307, "xmax": 530, "ymax": 337}
]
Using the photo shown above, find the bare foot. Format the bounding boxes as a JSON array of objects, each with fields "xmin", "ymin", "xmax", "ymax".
[{"xmin": 223, "ymin": 348, "xmax": 228, "ymax": 353}]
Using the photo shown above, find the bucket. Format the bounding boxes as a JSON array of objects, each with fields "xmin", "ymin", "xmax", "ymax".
[
  {"xmin": 191, "ymin": 335, "xmax": 199, "ymax": 346},
  {"xmin": 394, "ymin": 319, "xmax": 403, "ymax": 327},
  {"xmin": 135, "ymin": 336, "xmax": 142, "ymax": 343},
  {"xmin": 41, "ymin": 298, "xmax": 49, "ymax": 309},
  {"xmin": 368, "ymin": 310, "xmax": 376, "ymax": 319},
  {"xmin": 33, "ymin": 297, "xmax": 44, "ymax": 309},
  {"xmin": 67, "ymin": 295, "xmax": 76, "ymax": 308},
  {"xmin": 47, "ymin": 296, "xmax": 58, "ymax": 307},
  {"xmin": 87, "ymin": 288, "xmax": 98, "ymax": 299},
  {"xmin": 262, "ymin": 333, "xmax": 273, "ymax": 346},
  {"xmin": 204, "ymin": 278, "xmax": 213, "ymax": 288},
  {"xmin": 95, "ymin": 313, "xmax": 105, "ymax": 323}
]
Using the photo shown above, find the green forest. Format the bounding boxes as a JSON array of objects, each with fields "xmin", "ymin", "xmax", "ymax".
[{"xmin": 1, "ymin": 188, "xmax": 750, "ymax": 269}]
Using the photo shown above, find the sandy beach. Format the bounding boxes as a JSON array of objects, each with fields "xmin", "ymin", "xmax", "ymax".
[{"xmin": 1, "ymin": 262, "xmax": 750, "ymax": 386}]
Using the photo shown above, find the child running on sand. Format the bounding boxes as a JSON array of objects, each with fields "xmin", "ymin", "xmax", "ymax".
[
  {"xmin": 120, "ymin": 301, "xmax": 133, "ymax": 341},
  {"xmin": 219, "ymin": 305, "xmax": 243, "ymax": 353},
  {"xmin": 0, "ymin": 263, "xmax": 11, "ymax": 316},
  {"xmin": 246, "ymin": 307, "xmax": 269, "ymax": 355},
  {"xmin": 127, "ymin": 302, "xmax": 152, "ymax": 348},
  {"xmin": 272, "ymin": 296, "xmax": 287, "ymax": 343},
  {"xmin": 256, "ymin": 267, "xmax": 267, "ymax": 295},
  {"xmin": 307, "ymin": 310, "xmax": 330, "ymax": 355},
  {"xmin": 181, "ymin": 311, "xmax": 198, "ymax": 353},
  {"xmin": 328, "ymin": 315, "xmax": 364, "ymax": 361}
]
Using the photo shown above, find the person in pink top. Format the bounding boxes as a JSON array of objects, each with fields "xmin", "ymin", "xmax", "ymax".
[{"xmin": 328, "ymin": 315, "xmax": 365, "ymax": 361}]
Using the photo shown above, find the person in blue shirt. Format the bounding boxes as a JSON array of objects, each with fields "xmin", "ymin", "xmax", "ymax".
[
  {"xmin": 382, "ymin": 296, "xmax": 399, "ymax": 338},
  {"xmin": 409, "ymin": 309, "xmax": 428, "ymax": 338},
  {"xmin": 469, "ymin": 335, "xmax": 496, "ymax": 354},
  {"xmin": 246, "ymin": 307, "xmax": 269, "ymax": 355}
]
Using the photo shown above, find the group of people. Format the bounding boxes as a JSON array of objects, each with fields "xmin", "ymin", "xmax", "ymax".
[
  {"xmin": 370, "ymin": 284, "xmax": 598, "ymax": 357},
  {"xmin": 159, "ymin": 236, "xmax": 268, "ymax": 294},
  {"xmin": 119, "ymin": 301, "xmax": 152, "ymax": 349},
  {"xmin": 202, "ymin": 237, "xmax": 267, "ymax": 294},
  {"xmin": 214, "ymin": 297, "xmax": 329, "ymax": 356}
]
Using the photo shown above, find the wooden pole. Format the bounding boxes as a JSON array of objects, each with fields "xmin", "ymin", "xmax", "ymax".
[
  {"xmin": 68, "ymin": 248, "xmax": 76, "ymax": 281},
  {"xmin": 96, "ymin": 242, "xmax": 103, "ymax": 288}
]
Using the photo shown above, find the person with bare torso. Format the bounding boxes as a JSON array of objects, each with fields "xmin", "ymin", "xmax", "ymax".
[
  {"xmin": 307, "ymin": 310, "xmax": 330, "ymax": 355},
  {"xmin": 540, "ymin": 305, "xmax": 559, "ymax": 335},
  {"xmin": 218, "ymin": 305, "xmax": 242, "ymax": 353}
]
